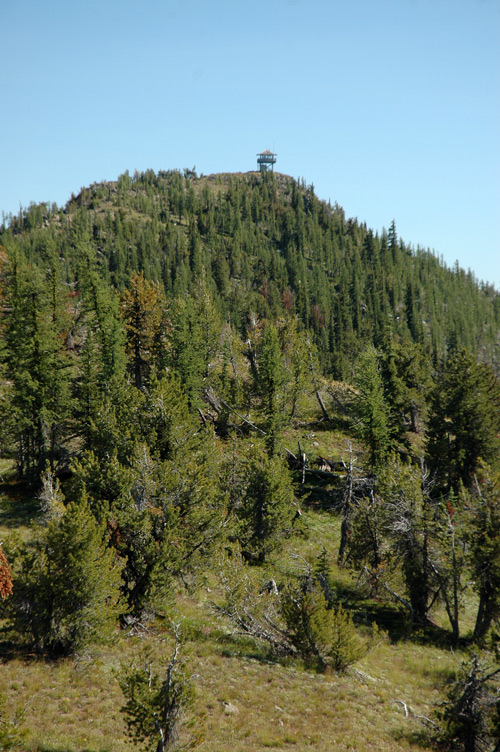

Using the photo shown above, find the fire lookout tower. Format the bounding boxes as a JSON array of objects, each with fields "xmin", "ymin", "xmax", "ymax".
[{"xmin": 257, "ymin": 149, "xmax": 277, "ymax": 173}]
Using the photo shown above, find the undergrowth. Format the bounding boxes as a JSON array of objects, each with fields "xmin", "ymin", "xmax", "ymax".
[{"xmin": 0, "ymin": 482, "xmax": 484, "ymax": 752}]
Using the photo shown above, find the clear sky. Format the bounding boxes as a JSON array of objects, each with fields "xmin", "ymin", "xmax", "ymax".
[{"xmin": 1, "ymin": 0, "xmax": 499, "ymax": 287}]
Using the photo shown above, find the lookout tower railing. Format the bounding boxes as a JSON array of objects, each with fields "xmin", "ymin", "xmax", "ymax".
[{"xmin": 257, "ymin": 150, "xmax": 277, "ymax": 172}]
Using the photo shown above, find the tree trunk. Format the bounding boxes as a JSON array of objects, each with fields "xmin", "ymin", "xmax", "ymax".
[
  {"xmin": 473, "ymin": 591, "xmax": 493, "ymax": 642},
  {"xmin": 338, "ymin": 444, "xmax": 353, "ymax": 566},
  {"xmin": 315, "ymin": 389, "xmax": 330, "ymax": 422}
]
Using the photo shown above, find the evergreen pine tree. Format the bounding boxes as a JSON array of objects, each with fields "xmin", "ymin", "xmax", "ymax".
[
  {"xmin": 280, "ymin": 584, "xmax": 366, "ymax": 673},
  {"xmin": 235, "ymin": 442, "xmax": 296, "ymax": 564},
  {"xmin": 120, "ymin": 270, "xmax": 169, "ymax": 390},
  {"xmin": 256, "ymin": 322, "xmax": 288, "ymax": 456},
  {"xmin": 10, "ymin": 499, "xmax": 124, "ymax": 656},
  {"xmin": 426, "ymin": 347, "xmax": 500, "ymax": 492},
  {"xmin": 119, "ymin": 629, "xmax": 201, "ymax": 752},
  {"xmin": 76, "ymin": 241, "xmax": 127, "ymax": 387},
  {"xmin": 353, "ymin": 345, "xmax": 392, "ymax": 470},
  {"xmin": 169, "ymin": 282, "xmax": 222, "ymax": 409},
  {"xmin": 466, "ymin": 465, "xmax": 500, "ymax": 642},
  {"xmin": 1, "ymin": 250, "xmax": 73, "ymax": 481}
]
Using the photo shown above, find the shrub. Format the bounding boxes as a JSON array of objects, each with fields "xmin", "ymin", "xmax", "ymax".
[
  {"xmin": 436, "ymin": 654, "xmax": 500, "ymax": 752},
  {"xmin": 216, "ymin": 550, "xmax": 371, "ymax": 673},
  {"xmin": 119, "ymin": 629, "xmax": 202, "ymax": 751},
  {"xmin": 280, "ymin": 583, "xmax": 368, "ymax": 673},
  {"xmin": 9, "ymin": 499, "xmax": 124, "ymax": 656},
  {"xmin": 0, "ymin": 693, "xmax": 26, "ymax": 751}
]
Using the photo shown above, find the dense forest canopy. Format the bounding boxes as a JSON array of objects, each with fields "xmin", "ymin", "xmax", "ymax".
[{"xmin": 1, "ymin": 168, "xmax": 499, "ymax": 379}]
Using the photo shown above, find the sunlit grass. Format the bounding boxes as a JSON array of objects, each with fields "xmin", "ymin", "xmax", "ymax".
[
  {"xmin": 0, "ymin": 438, "xmax": 485, "ymax": 752},
  {"xmin": 0, "ymin": 577, "xmax": 472, "ymax": 752}
]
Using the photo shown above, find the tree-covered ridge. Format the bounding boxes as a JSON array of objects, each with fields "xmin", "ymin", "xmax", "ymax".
[{"xmin": 2, "ymin": 168, "xmax": 499, "ymax": 378}]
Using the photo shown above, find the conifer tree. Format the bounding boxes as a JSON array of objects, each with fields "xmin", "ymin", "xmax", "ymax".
[
  {"xmin": 426, "ymin": 347, "xmax": 500, "ymax": 492},
  {"xmin": 72, "ymin": 389, "xmax": 223, "ymax": 616},
  {"xmin": 375, "ymin": 458, "xmax": 437, "ymax": 626},
  {"xmin": 83, "ymin": 376, "xmax": 142, "ymax": 463},
  {"xmin": 278, "ymin": 316, "xmax": 313, "ymax": 420},
  {"xmin": 255, "ymin": 322, "xmax": 288, "ymax": 456},
  {"xmin": 10, "ymin": 499, "xmax": 124, "ymax": 656},
  {"xmin": 434, "ymin": 490, "xmax": 466, "ymax": 643},
  {"xmin": 1, "ymin": 250, "xmax": 73, "ymax": 481},
  {"xmin": 437, "ymin": 654, "xmax": 500, "ymax": 752},
  {"xmin": 235, "ymin": 442, "xmax": 296, "ymax": 564},
  {"xmin": 0, "ymin": 548, "xmax": 13, "ymax": 602},
  {"xmin": 169, "ymin": 281, "xmax": 222, "ymax": 408},
  {"xmin": 120, "ymin": 270, "xmax": 169, "ymax": 390},
  {"xmin": 119, "ymin": 628, "xmax": 201, "ymax": 752},
  {"xmin": 466, "ymin": 465, "xmax": 500, "ymax": 642},
  {"xmin": 137, "ymin": 372, "xmax": 196, "ymax": 462},
  {"xmin": 0, "ymin": 692, "xmax": 26, "ymax": 751},
  {"xmin": 353, "ymin": 345, "xmax": 391, "ymax": 470},
  {"xmin": 76, "ymin": 241, "xmax": 127, "ymax": 388},
  {"xmin": 116, "ymin": 436, "xmax": 224, "ymax": 616},
  {"xmin": 280, "ymin": 584, "xmax": 366, "ymax": 673}
]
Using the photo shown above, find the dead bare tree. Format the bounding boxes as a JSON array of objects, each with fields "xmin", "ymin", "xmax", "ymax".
[
  {"xmin": 337, "ymin": 443, "xmax": 373, "ymax": 566},
  {"xmin": 437, "ymin": 654, "xmax": 500, "ymax": 752},
  {"xmin": 119, "ymin": 623, "xmax": 201, "ymax": 752}
]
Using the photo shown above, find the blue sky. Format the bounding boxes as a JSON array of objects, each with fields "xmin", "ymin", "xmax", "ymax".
[{"xmin": 1, "ymin": 0, "xmax": 499, "ymax": 286}]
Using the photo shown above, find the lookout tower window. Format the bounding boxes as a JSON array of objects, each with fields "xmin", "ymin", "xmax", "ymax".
[{"xmin": 257, "ymin": 150, "xmax": 277, "ymax": 172}]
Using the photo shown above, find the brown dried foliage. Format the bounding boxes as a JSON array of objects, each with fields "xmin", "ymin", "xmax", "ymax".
[{"xmin": 0, "ymin": 548, "xmax": 13, "ymax": 600}]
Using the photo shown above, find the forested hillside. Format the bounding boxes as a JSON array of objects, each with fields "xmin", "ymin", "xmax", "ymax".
[
  {"xmin": 0, "ymin": 169, "xmax": 499, "ymax": 752},
  {"xmin": 1, "ymin": 169, "xmax": 499, "ymax": 378}
]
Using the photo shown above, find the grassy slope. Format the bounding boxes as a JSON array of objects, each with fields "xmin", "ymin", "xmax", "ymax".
[
  {"xmin": 0, "ymin": 390, "xmax": 481, "ymax": 751},
  {"xmin": 1, "ymin": 521, "xmax": 455, "ymax": 752},
  {"xmin": 0, "ymin": 443, "xmax": 474, "ymax": 752},
  {"xmin": 1, "ymin": 617, "xmax": 452, "ymax": 752}
]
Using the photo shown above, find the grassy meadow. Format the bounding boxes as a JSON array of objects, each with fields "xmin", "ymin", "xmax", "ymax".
[{"xmin": 0, "ymin": 437, "xmax": 478, "ymax": 752}]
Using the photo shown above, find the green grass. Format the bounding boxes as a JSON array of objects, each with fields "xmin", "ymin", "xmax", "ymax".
[
  {"xmin": 0, "ymin": 488, "xmax": 39, "ymax": 545},
  {"xmin": 0, "ymin": 618, "xmax": 459, "ymax": 751},
  {"xmin": 0, "ymin": 442, "xmax": 486, "ymax": 752}
]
